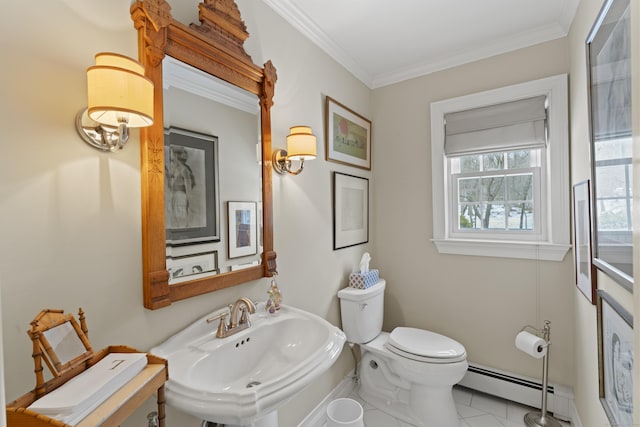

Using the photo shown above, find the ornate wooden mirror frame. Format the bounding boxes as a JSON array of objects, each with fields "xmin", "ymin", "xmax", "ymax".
[{"xmin": 131, "ymin": 0, "xmax": 277, "ymax": 309}]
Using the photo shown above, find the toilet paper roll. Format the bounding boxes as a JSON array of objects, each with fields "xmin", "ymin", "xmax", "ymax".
[{"xmin": 515, "ymin": 331, "xmax": 547, "ymax": 359}]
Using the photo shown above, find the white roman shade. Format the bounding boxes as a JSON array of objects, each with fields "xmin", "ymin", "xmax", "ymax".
[{"xmin": 444, "ymin": 95, "xmax": 547, "ymax": 156}]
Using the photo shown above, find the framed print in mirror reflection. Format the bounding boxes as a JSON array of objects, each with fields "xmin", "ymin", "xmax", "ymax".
[
  {"xmin": 228, "ymin": 201, "xmax": 258, "ymax": 259},
  {"xmin": 586, "ymin": 0, "xmax": 632, "ymax": 291},
  {"xmin": 165, "ymin": 127, "xmax": 221, "ymax": 245},
  {"xmin": 167, "ymin": 250, "xmax": 219, "ymax": 285}
]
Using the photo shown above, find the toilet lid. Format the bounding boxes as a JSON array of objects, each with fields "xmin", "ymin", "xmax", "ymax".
[{"xmin": 386, "ymin": 327, "xmax": 466, "ymax": 363}]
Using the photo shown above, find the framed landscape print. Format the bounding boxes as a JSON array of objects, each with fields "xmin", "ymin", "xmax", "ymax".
[
  {"xmin": 597, "ymin": 290, "xmax": 633, "ymax": 427},
  {"xmin": 325, "ymin": 96, "xmax": 372, "ymax": 170},
  {"xmin": 333, "ymin": 172, "xmax": 369, "ymax": 250}
]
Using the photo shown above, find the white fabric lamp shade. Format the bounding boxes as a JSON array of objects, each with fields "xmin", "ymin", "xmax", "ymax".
[
  {"xmin": 286, "ymin": 126, "xmax": 316, "ymax": 160},
  {"xmin": 87, "ymin": 52, "xmax": 154, "ymax": 128}
]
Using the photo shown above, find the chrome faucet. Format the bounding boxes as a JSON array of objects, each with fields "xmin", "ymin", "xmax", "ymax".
[{"xmin": 206, "ymin": 297, "xmax": 256, "ymax": 338}]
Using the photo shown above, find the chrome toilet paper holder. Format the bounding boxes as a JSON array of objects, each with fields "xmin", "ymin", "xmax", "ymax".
[
  {"xmin": 519, "ymin": 322, "xmax": 551, "ymax": 352},
  {"xmin": 518, "ymin": 320, "xmax": 562, "ymax": 427}
]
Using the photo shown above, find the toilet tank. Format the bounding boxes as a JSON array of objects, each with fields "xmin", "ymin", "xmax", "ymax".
[{"xmin": 337, "ymin": 279, "xmax": 385, "ymax": 343}]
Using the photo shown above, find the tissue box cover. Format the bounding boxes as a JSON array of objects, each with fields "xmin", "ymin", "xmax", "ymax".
[{"xmin": 349, "ymin": 270, "xmax": 380, "ymax": 289}]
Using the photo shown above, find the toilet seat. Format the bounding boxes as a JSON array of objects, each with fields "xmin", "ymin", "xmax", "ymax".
[{"xmin": 384, "ymin": 327, "xmax": 467, "ymax": 363}]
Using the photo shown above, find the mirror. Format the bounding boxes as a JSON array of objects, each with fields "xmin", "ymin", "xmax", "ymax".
[
  {"xmin": 163, "ymin": 57, "xmax": 263, "ymax": 282},
  {"xmin": 28, "ymin": 309, "xmax": 93, "ymax": 393},
  {"xmin": 42, "ymin": 322, "xmax": 88, "ymax": 366},
  {"xmin": 131, "ymin": 0, "xmax": 277, "ymax": 309},
  {"xmin": 586, "ymin": 0, "xmax": 632, "ymax": 291}
]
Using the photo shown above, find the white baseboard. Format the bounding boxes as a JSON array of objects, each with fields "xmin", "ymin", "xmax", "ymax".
[
  {"xmin": 570, "ymin": 402, "xmax": 583, "ymax": 427},
  {"xmin": 459, "ymin": 362, "xmax": 574, "ymax": 422},
  {"xmin": 296, "ymin": 371, "xmax": 356, "ymax": 427}
]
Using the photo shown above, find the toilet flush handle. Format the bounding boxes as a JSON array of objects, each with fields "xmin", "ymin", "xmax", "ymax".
[{"xmin": 359, "ymin": 303, "xmax": 368, "ymax": 310}]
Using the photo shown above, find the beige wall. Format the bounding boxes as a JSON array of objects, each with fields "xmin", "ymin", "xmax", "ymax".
[
  {"xmin": 371, "ymin": 38, "xmax": 575, "ymax": 386},
  {"xmin": 0, "ymin": 1, "xmax": 370, "ymax": 426},
  {"xmin": 567, "ymin": 0, "xmax": 610, "ymax": 425}
]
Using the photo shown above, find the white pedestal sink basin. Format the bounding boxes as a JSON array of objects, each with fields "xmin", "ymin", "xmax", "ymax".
[{"xmin": 151, "ymin": 302, "xmax": 346, "ymax": 426}]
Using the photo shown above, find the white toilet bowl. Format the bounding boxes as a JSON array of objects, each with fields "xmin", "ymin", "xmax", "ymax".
[{"xmin": 338, "ymin": 280, "xmax": 467, "ymax": 427}]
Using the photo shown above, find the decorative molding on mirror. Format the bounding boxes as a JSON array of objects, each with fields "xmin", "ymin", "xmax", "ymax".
[
  {"xmin": 192, "ymin": 0, "xmax": 252, "ymax": 62},
  {"xmin": 131, "ymin": 0, "xmax": 276, "ymax": 309},
  {"xmin": 262, "ymin": 61, "xmax": 277, "ymax": 110}
]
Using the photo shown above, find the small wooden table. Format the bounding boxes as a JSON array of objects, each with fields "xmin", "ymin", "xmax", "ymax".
[{"xmin": 7, "ymin": 347, "xmax": 168, "ymax": 427}]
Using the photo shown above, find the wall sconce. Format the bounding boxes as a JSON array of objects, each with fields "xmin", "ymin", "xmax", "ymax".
[
  {"xmin": 272, "ymin": 126, "xmax": 317, "ymax": 175},
  {"xmin": 75, "ymin": 52, "xmax": 154, "ymax": 152}
]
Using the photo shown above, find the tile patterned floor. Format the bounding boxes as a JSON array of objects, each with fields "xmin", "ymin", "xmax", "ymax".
[{"xmin": 322, "ymin": 386, "xmax": 571, "ymax": 427}]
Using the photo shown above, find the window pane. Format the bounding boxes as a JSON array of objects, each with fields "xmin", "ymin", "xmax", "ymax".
[
  {"xmin": 507, "ymin": 174, "xmax": 533, "ymax": 202},
  {"xmin": 482, "ymin": 203, "xmax": 505, "ymax": 229},
  {"xmin": 481, "ymin": 176, "xmax": 505, "ymax": 202},
  {"xmin": 459, "ymin": 178, "xmax": 480, "ymax": 203},
  {"xmin": 459, "ymin": 204, "xmax": 482, "ymax": 229},
  {"xmin": 459, "ymin": 155, "xmax": 480, "ymax": 173},
  {"xmin": 507, "ymin": 202, "xmax": 534, "ymax": 230},
  {"xmin": 596, "ymin": 164, "xmax": 631, "ymax": 199},
  {"xmin": 507, "ymin": 150, "xmax": 532, "ymax": 169},
  {"xmin": 595, "ymin": 164, "xmax": 632, "ymax": 231},
  {"xmin": 598, "ymin": 199, "xmax": 630, "ymax": 230},
  {"xmin": 482, "ymin": 153, "xmax": 505, "ymax": 171},
  {"xmin": 594, "ymin": 137, "xmax": 632, "ymax": 161}
]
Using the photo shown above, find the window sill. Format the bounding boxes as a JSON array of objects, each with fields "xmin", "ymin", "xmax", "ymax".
[{"xmin": 432, "ymin": 238, "xmax": 570, "ymax": 261}]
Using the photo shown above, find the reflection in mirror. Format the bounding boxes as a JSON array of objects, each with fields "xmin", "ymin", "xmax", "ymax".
[
  {"xmin": 163, "ymin": 57, "xmax": 262, "ymax": 284},
  {"xmin": 42, "ymin": 322, "xmax": 87, "ymax": 365},
  {"xmin": 165, "ymin": 127, "xmax": 220, "ymax": 244},
  {"xmin": 587, "ymin": 0, "xmax": 632, "ymax": 290}
]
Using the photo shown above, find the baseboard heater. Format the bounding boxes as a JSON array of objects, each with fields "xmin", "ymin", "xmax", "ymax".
[{"xmin": 458, "ymin": 363, "xmax": 572, "ymax": 422}]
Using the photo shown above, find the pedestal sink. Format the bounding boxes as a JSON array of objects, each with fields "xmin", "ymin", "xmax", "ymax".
[{"xmin": 151, "ymin": 302, "xmax": 346, "ymax": 426}]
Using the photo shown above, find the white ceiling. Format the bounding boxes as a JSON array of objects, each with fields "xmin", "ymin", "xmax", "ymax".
[{"xmin": 263, "ymin": 0, "xmax": 581, "ymax": 89}]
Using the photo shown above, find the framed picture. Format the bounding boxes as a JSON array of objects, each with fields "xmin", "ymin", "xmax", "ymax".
[
  {"xmin": 333, "ymin": 172, "xmax": 369, "ymax": 250},
  {"xmin": 586, "ymin": 0, "xmax": 632, "ymax": 291},
  {"xmin": 228, "ymin": 201, "xmax": 258, "ymax": 258},
  {"xmin": 573, "ymin": 180, "xmax": 596, "ymax": 304},
  {"xmin": 165, "ymin": 127, "xmax": 220, "ymax": 245},
  {"xmin": 230, "ymin": 260, "xmax": 260, "ymax": 271},
  {"xmin": 166, "ymin": 251, "xmax": 218, "ymax": 285},
  {"xmin": 597, "ymin": 290, "xmax": 633, "ymax": 427},
  {"xmin": 325, "ymin": 96, "xmax": 372, "ymax": 170}
]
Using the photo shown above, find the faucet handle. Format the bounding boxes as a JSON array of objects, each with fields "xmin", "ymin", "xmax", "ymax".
[
  {"xmin": 239, "ymin": 306, "xmax": 251, "ymax": 326},
  {"xmin": 206, "ymin": 305, "xmax": 232, "ymax": 324},
  {"xmin": 206, "ymin": 308, "xmax": 231, "ymax": 338}
]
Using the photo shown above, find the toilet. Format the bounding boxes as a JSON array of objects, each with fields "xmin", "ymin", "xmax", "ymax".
[{"xmin": 338, "ymin": 279, "xmax": 467, "ymax": 427}]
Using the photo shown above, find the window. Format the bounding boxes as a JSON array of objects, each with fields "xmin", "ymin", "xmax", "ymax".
[
  {"xmin": 451, "ymin": 148, "xmax": 543, "ymax": 238},
  {"xmin": 430, "ymin": 74, "xmax": 570, "ymax": 261}
]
